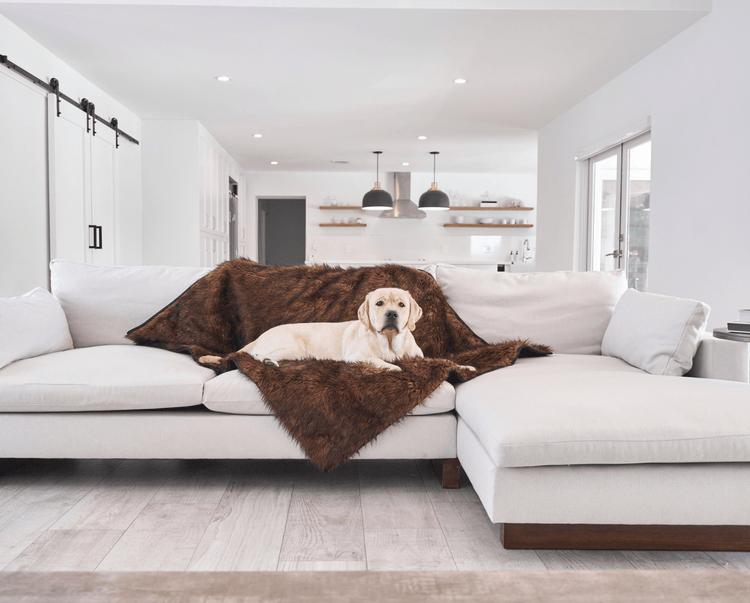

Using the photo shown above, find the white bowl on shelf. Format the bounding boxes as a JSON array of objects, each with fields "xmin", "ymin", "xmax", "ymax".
[{"xmin": 479, "ymin": 218, "xmax": 494, "ymax": 225}]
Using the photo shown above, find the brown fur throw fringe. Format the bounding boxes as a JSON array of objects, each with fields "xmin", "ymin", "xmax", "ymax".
[{"xmin": 127, "ymin": 259, "xmax": 551, "ymax": 470}]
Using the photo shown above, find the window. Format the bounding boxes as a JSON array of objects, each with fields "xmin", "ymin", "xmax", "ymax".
[{"xmin": 586, "ymin": 132, "xmax": 651, "ymax": 291}]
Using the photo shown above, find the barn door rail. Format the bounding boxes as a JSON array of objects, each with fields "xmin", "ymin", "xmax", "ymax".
[{"xmin": 1, "ymin": 52, "xmax": 139, "ymax": 147}]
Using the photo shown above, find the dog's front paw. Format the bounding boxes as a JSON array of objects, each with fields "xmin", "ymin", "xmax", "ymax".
[
  {"xmin": 457, "ymin": 365, "xmax": 477, "ymax": 372},
  {"xmin": 262, "ymin": 358, "xmax": 280, "ymax": 368},
  {"xmin": 379, "ymin": 363, "xmax": 401, "ymax": 371},
  {"xmin": 199, "ymin": 355, "xmax": 222, "ymax": 365}
]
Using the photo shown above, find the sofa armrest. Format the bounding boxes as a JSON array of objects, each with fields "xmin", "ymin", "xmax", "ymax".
[{"xmin": 686, "ymin": 333, "xmax": 750, "ymax": 383}]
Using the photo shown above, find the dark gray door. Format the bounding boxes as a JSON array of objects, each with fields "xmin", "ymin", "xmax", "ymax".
[{"xmin": 257, "ymin": 198, "xmax": 306, "ymax": 266}]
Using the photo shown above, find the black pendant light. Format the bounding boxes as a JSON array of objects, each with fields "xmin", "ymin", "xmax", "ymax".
[
  {"xmin": 419, "ymin": 151, "xmax": 450, "ymax": 211},
  {"xmin": 362, "ymin": 151, "xmax": 393, "ymax": 210}
]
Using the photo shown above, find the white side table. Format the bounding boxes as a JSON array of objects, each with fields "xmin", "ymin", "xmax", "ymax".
[
  {"xmin": 687, "ymin": 330, "xmax": 750, "ymax": 383},
  {"xmin": 713, "ymin": 327, "xmax": 750, "ymax": 343}
]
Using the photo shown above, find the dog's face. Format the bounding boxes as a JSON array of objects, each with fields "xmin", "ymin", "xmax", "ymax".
[{"xmin": 357, "ymin": 288, "xmax": 423, "ymax": 335}]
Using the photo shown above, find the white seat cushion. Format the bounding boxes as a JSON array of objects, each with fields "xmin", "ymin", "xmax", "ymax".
[
  {"xmin": 0, "ymin": 345, "xmax": 215, "ymax": 412},
  {"xmin": 455, "ymin": 353, "xmax": 750, "ymax": 468},
  {"xmin": 202, "ymin": 369, "xmax": 456, "ymax": 416}
]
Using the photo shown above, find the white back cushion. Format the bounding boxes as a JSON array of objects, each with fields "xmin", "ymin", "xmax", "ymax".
[
  {"xmin": 0, "ymin": 287, "xmax": 73, "ymax": 370},
  {"xmin": 602, "ymin": 288, "xmax": 710, "ymax": 376},
  {"xmin": 50, "ymin": 260, "xmax": 211, "ymax": 348},
  {"xmin": 435, "ymin": 265, "xmax": 627, "ymax": 354}
]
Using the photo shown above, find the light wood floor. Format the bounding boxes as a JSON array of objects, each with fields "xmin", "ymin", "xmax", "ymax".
[{"xmin": 1, "ymin": 458, "xmax": 749, "ymax": 573}]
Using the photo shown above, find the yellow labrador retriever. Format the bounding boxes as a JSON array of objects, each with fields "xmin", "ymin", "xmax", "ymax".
[{"xmin": 200, "ymin": 288, "xmax": 424, "ymax": 371}]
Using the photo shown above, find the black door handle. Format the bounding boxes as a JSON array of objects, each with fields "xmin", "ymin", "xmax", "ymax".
[{"xmin": 89, "ymin": 225, "xmax": 103, "ymax": 249}]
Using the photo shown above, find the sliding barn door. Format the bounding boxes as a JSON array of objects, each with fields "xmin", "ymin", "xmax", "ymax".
[
  {"xmin": 48, "ymin": 95, "xmax": 117, "ymax": 266},
  {"xmin": 89, "ymin": 126, "xmax": 117, "ymax": 266},
  {"xmin": 48, "ymin": 95, "xmax": 89, "ymax": 264}
]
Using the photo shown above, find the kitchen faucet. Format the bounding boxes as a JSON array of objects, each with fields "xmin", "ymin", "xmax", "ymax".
[{"xmin": 522, "ymin": 239, "xmax": 533, "ymax": 263}]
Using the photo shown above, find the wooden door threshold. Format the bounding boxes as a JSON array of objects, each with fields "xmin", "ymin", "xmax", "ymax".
[{"xmin": 500, "ymin": 523, "xmax": 750, "ymax": 551}]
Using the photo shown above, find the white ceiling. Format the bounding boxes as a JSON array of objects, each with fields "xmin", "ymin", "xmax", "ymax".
[{"xmin": 0, "ymin": 1, "xmax": 709, "ymax": 173}]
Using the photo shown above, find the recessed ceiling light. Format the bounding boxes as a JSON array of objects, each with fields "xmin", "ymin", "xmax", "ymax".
[
  {"xmin": 418, "ymin": 136, "xmax": 427, "ymax": 140},
  {"xmin": 453, "ymin": 78, "xmax": 467, "ymax": 84},
  {"xmin": 270, "ymin": 161, "xmax": 278, "ymax": 165},
  {"xmin": 253, "ymin": 134, "xmax": 262, "ymax": 138},
  {"xmin": 216, "ymin": 76, "xmax": 231, "ymax": 82},
  {"xmin": 402, "ymin": 162, "xmax": 410, "ymax": 166}
]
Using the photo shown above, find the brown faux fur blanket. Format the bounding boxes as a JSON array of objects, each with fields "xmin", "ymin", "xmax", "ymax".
[{"xmin": 127, "ymin": 259, "xmax": 550, "ymax": 470}]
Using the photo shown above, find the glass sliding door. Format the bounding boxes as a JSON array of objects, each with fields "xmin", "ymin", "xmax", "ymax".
[
  {"xmin": 622, "ymin": 134, "xmax": 651, "ymax": 291},
  {"xmin": 586, "ymin": 132, "xmax": 651, "ymax": 291},
  {"xmin": 589, "ymin": 149, "xmax": 621, "ymax": 272}
]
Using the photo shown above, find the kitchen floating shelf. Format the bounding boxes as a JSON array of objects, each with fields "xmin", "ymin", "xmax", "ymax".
[
  {"xmin": 444, "ymin": 224, "xmax": 533, "ymax": 228},
  {"xmin": 319, "ymin": 206, "xmax": 534, "ymax": 211},
  {"xmin": 449, "ymin": 207, "xmax": 533, "ymax": 211},
  {"xmin": 319, "ymin": 223, "xmax": 367, "ymax": 228}
]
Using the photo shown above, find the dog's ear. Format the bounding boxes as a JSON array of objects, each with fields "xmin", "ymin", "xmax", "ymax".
[
  {"xmin": 358, "ymin": 292, "xmax": 374, "ymax": 331},
  {"xmin": 406, "ymin": 293, "xmax": 423, "ymax": 331}
]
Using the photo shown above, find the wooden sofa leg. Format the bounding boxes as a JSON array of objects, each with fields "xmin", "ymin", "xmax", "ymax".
[{"xmin": 432, "ymin": 458, "xmax": 461, "ymax": 489}]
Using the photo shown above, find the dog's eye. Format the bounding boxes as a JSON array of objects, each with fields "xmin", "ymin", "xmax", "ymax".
[
  {"xmin": 375, "ymin": 301, "xmax": 384, "ymax": 307},
  {"xmin": 398, "ymin": 302, "xmax": 405, "ymax": 307}
]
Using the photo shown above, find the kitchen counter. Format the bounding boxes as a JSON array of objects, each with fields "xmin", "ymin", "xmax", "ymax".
[
  {"xmin": 306, "ymin": 260, "xmax": 507, "ymax": 265},
  {"xmin": 305, "ymin": 260, "xmax": 508, "ymax": 271}
]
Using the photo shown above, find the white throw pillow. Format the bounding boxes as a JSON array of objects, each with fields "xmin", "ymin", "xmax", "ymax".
[
  {"xmin": 50, "ymin": 260, "xmax": 211, "ymax": 348},
  {"xmin": 0, "ymin": 287, "xmax": 73, "ymax": 370},
  {"xmin": 601, "ymin": 289, "xmax": 710, "ymax": 376},
  {"xmin": 435, "ymin": 265, "xmax": 627, "ymax": 355}
]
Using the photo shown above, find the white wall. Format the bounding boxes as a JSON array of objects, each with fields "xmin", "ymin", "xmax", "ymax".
[
  {"xmin": 141, "ymin": 120, "xmax": 201, "ymax": 267},
  {"xmin": 0, "ymin": 13, "xmax": 142, "ymax": 296},
  {"xmin": 141, "ymin": 120, "xmax": 247, "ymax": 267},
  {"xmin": 0, "ymin": 70, "xmax": 49, "ymax": 297},
  {"xmin": 537, "ymin": 0, "xmax": 750, "ymax": 328},
  {"xmin": 245, "ymin": 171, "xmax": 537, "ymax": 269}
]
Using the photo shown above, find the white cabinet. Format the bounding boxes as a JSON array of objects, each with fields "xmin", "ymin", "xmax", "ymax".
[
  {"xmin": 200, "ymin": 231, "xmax": 230, "ymax": 267},
  {"xmin": 47, "ymin": 94, "xmax": 139, "ymax": 266},
  {"xmin": 198, "ymin": 131, "xmax": 247, "ymax": 267},
  {"xmin": 200, "ymin": 139, "xmax": 229, "ymax": 237}
]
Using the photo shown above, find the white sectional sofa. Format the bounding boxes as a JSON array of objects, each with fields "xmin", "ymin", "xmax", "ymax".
[
  {"xmin": 1, "ymin": 259, "xmax": 749, "ymax": 551},
  {"xmin": 0, "ymin": 260, "xmax": 458, "ymax": 466}
]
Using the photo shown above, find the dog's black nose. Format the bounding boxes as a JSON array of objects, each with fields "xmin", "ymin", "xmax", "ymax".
[{"xmin": 385, "ymin": 310, "xmax": 399, "ymax": 320}]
